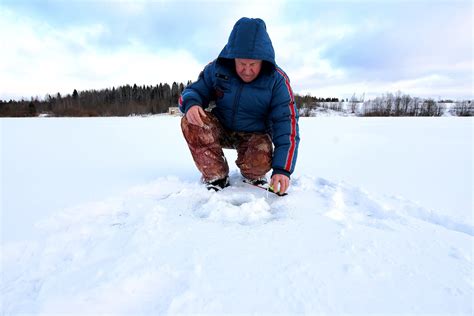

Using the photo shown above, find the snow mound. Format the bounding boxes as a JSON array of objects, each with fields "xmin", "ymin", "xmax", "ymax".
[
  {"xmin": 292, "ymin": 176, "xmax": 473, "ymax": 237},
  {"xmin": 196, "ymin": 193, "xmax": 272, "ymax": 224},
  {"xmin": 2, "ymin": 175, "xmax": 472, "ymax": 315}
]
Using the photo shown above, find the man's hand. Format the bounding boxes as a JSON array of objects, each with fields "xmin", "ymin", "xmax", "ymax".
[
  {"xmin": 186, "ymin": 105, "xmax": 207, "ymax": 127},
  {"xmin": 270, "ymin": 174, "xmax": 290, "ymax": 195}
]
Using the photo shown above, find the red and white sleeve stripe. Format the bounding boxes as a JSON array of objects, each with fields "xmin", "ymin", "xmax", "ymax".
[{"xmin": 276, "ymin": 68, "xmax": 298, "ymax": 172}]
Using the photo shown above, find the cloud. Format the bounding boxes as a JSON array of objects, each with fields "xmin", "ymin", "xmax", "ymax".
[
  {"xmin": 270, "ymin": 0, "xmax": 473, "ymax": 99},
  {"xmin": 1, "ymin": 0, "xmax": 472, "ymax": 100},
  {"xmin": 0, "ymin": 0, "xmax": 293, "ymax": 100},
  {"xmin": 0, "ymin": 7, "xmax": 203, "ymax": 100}
]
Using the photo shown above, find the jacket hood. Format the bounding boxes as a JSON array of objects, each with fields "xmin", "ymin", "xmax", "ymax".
[{"xmin": 218, "ymin": 17, "xmax": 276, "ymax": 67}]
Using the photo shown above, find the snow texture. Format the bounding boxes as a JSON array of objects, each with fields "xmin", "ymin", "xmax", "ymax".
[{"xmin": 1, "ymin": 116, "xmax": 473, "ymax": 315}]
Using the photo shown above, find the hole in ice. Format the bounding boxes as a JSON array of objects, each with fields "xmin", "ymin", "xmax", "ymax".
[
  {"xmin": 223, "ymin": 194, "xmax": 254, "ymax": 206},
  {"xmin": 195, "ymin": 193, "xmax": 272, "ymax": 224}
]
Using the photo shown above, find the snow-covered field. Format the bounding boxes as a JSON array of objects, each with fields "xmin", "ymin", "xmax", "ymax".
[{"xmin": 1, "ymin": 116, "xmax": 473, "ymax": 315}]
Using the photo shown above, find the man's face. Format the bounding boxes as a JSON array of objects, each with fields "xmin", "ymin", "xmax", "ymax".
[{"xmin": 235, "ymin": 58, "xmax": 262, "ymax": 83}]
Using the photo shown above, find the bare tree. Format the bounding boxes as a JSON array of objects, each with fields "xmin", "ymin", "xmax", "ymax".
[
  {"xmin": 394, "ymin": 91, "xmax": 402, "ymax": 116},
  {"xmin": 350, "ymin": 93, "xmax": 358, "ymax": 114},
  {"xmin": 401, "ymin": 94, "xmax": 411, "ymax": 115},
  {"xmin": 385, "ymin": 93, "xmax": 393, "ymax": 115}
]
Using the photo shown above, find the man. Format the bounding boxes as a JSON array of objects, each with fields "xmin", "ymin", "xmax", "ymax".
[{"xmin": 179, "ymin": 17, "xmax": 300, "ymax": 195}]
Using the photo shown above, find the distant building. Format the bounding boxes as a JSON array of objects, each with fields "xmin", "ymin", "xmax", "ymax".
[{"xmin": 168, "ymin": 107, "xmax": 181, "ymax": 116}]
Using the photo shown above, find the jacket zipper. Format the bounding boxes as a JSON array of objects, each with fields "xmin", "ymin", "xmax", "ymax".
[{"xmin": 231, "ymin": 83, "xmax": 243, "ymax": 130}]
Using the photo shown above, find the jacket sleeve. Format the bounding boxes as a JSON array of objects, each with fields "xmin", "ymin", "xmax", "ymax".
[
  {"xmin": 269, "ymin": 71, "xmax": 300, "ymax": 178},
  {"xmin": 178, "ymin": 61, "xmax": 216, "ymax": 114}
]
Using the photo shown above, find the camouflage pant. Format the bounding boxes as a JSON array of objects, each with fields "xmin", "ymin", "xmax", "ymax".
[{"xmin": 181, "ymin": 112, "xmax": 273, "ymax": 182}]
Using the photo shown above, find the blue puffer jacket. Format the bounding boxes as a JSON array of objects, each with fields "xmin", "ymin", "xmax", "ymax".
[{"xmin": 179, "ymin": 17, "xmax": 300, "ymax": 178}]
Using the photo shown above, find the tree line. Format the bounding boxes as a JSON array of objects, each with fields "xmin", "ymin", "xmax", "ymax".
[
  {"xmin": 0, "ymin": 82, "xmax": 190, "ymax": 117},
  {"xmin": 1, "ymin": 85, "xmax": 472, "ymax": 117},
  {"xmin": 297, "ymin": 92, "xmax": 473, "ymax": 117}
]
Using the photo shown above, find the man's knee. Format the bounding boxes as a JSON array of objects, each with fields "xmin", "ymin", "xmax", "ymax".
[
  {"xmin": 181, "ymin": 113, "xmax": 222, "ymax": 146},
  {"xmin": 248, "ymin": 134, "xmax": 273, "ymax": 154},
  {"xmin": 237, "ymin": 133, "xmax": 273, "ymax": 179}
]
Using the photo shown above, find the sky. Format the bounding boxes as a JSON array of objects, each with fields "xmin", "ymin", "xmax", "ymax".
[{"xmin": 0, "ymin": 0, "xmax": 472, "ymax": 101}]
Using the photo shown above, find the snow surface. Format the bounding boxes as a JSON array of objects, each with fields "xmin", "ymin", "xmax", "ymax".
[{"xmin": 1, "ymin": 116, "xmax": 473, "ymax": 315}]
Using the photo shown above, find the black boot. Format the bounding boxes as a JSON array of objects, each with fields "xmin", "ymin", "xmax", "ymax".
[
  {"xmin": 243, "ymin": 176, "xmax": 268, "ymax": 186},
  {"xmin": 205, "ymin": 176, "xmax": 230, "ymax": 191}
]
